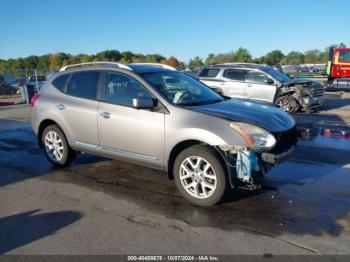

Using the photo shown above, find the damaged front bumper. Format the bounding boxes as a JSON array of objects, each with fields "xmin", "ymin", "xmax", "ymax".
[
  {"xmin": 298, "ymin": 95, "xmax": 323, "ymax": 109},
  {"xmin": 217, "ymin": 145, "xmax": 295, "ymax": 190}
]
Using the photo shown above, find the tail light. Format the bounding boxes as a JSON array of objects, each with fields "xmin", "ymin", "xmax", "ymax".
[{"xmin": 30, "ymin": 94, "xmax": 40, "ymax": 107}]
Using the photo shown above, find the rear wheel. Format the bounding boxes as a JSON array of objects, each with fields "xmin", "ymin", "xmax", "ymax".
[
  {"xmin": 276, "ymin": 95, "xmax": 299, "ymax": 113},
  {"xmin": 173, "ymin": 145, "xmax": 228, "ymax": 206},
  {"xmin": 42, "ymin": 124, "xmax": 76, "ymax": 166}
]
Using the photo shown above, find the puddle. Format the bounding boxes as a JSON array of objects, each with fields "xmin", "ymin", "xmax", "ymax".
[{"xmin": 297, "ymin": 124, "xmax": 350, "ymax": 151}]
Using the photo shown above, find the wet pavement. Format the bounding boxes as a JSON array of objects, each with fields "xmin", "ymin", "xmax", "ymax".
[{"xmin": 0, "ymin": 95, "xmax": 350, "ymax": 254}]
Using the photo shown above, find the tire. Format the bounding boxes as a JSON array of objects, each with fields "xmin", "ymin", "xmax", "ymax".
[
  {"xmin": 275, "ymin": 95, "xmax": 299, "ymax": 113},
  {"xmin": 41, "ymin": 124, "xmax": 76, "ymax": 167},
  {"xmin": 173, "ymin": 145, "xmax": 228, "ymax": 206}
]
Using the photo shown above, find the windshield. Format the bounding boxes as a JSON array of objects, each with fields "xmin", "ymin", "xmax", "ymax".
[
  {"xmin": 266, "ymin": 69, "xmax": 291, "ymax": 83},
  {"xmin": 142, "ymin": 71, "xmax": 225, "ymax": 106}
]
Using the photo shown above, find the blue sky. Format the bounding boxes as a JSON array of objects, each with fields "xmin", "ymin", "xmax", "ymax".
[{"xmin": 0, "ymin": 0, "xmax": 349, "ymax": 62}]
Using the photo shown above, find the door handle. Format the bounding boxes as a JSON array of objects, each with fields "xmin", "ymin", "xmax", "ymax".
[
  {"xmin": 100, "ymin": 112, "xmax": 110, "ymax": 119},
  {"xmin": 247, "ymin": 84, "xmax": 252, "ymax": 87},
  {"xmin": 55, "ymin": 104, "xmax": 65, "ymax": 110}
]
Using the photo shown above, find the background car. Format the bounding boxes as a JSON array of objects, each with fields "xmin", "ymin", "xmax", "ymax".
[{"xmin": 198, "ymin": 63, "xmax": 325, "ymax": 113}]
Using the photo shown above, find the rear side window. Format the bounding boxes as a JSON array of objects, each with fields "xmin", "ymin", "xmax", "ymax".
[
  {"xmin": 224, "ymin": 69, "xmax": 245, "ymax": 81},
  {"xmin": 199, "ymin": 68, "xmax": 220, "ymax": 77},
  {"xmin": 67, "ymin": 71, "xmax": 100, "ymax": 100},
  {"xmin": 52, "ymin": 74, "xmax": 69, "ymax": 92},
  {"xmin": 339, "ymin": 51, "xmax": 350, "ymax": 62}
]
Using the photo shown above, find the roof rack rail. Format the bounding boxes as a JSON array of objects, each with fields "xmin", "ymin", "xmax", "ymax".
[
  {"xmin": 59, "ymin": 62, "xmax": 132, "ymax": 72},
  {"xmin": 128, "ymin": 63, "xmax": 177, "ymax": 71},
  {"xmin": 215, "ymin": 62, "xmax": 256, "ymax": 66}
]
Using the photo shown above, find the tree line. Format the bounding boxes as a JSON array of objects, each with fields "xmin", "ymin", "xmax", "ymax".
[
  {"xmin": 0, "ymin": 43, "xmax": 346, "ymax": 77},
  {"xmin": 188, "ymin": 43, "xmax": 347, "ymax": 70}
]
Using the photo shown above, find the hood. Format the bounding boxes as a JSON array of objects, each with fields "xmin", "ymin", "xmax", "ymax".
[
  {"xmin": 283, "ymin": 78, "xmax": 324, "ymax": 89},
  {"xmin": 188, "ymin": 99, "xmax": 295, "ymax": 132},
  {"xmin": 285, "ymin": 78, "xmax": 311, "ymax": 85}
]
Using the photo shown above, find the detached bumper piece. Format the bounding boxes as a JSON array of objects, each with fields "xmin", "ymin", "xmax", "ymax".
[{"xmin": 261, "ymin": 147, "xmax": 295, "ymax": 164}]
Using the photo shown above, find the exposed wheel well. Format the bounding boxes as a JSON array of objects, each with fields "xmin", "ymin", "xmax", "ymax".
[
  {"xmin": 37, "ymin": 119, "xmax": 59, "ymax": 148},
  {"xmin": 167, "ymin": 140, "xmax": 228, "ymax": 181}
]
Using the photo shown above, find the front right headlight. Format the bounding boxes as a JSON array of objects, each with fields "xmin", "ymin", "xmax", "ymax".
[{"xmin": 229, "ymin": 122, "xmax": 276, "ymax": 151}]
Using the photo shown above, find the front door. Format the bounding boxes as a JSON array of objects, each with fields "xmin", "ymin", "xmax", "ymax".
[
  {"xmin": 244, "ymin": 70, "xmax": 277, "ymax": 102},
  {"xmin": 98, "ymin": 71, "xmax": 165, "ymax": 168}
]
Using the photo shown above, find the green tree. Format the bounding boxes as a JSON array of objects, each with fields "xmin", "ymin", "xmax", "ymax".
[
  {"xmin": 120, "ymin": 51, "xmax": 134, "ymax": 63},
  {"xmin": 145, "ymin": 54, "xmax": 165, "ymax": 63},
  {"xmin": 36, "ymin": 54, "xmax": 50, "ymax": 71},
  {"xmin": 131, "ymin": 54, "xmax": 146, "ymax": 63},
  {"xmin": 79, "ymin": 54, "xmax": 92, "ymax": 63},
  {"xmin": 285, "ymin": 51, "xmax": 304, "ymax": 65},
  {"xmin": 205, "ymin": 53, "xmax": 216, "ymax": 65},
  {"xmin": 95, "ymin": 50, "xmax": 121, "ymax": 62},
  {"xmin": 232, "ymin": 47, "xmax": 252, "ymax": 62},
  {"xmin": 188, "ymin": 56, "xmax": 204, "ymax": 70},
  {"xmin": 304, "ymin": 49, "xmax": 321, "ymax": 64},
  {"xmin": 260, "ymin": 50, "xmax": 285, "ymax": 65}
]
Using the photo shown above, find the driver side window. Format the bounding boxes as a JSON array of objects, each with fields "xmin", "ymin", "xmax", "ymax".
[
  {"xmin": 246, "ymin": 70, "xmax": 270, "ymax": 84},
  {"xmin": 103, "ymin": 72, "xmax": 152, "ymax": 107}
]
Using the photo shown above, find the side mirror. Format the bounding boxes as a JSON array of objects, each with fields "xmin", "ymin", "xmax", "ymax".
[
  {"xmin": 132, "ymin": 97, "xmax": 158, "ymax": 109},
  {"xmin": 264, "ymin": 78, "xmax": 274, "ymax": 85}
]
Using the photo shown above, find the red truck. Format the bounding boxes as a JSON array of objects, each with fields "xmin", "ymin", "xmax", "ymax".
[{"xmin": 327, "ymin": 47, "xmax": 350, "ymax": 85}]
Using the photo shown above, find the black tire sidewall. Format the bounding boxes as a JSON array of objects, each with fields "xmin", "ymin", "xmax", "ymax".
[
  {"xmin": 42, "ymin": 125, "xmax": 70, "ymax": 166},
  {"xmin": 173, "ymin": 145, "xmax": 227, "ymax": 206}
]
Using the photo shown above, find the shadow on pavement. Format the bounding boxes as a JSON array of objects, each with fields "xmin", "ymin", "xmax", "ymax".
[{"xmin": 0, "ymin": 209, "xmax": 82, "ymax": 254}]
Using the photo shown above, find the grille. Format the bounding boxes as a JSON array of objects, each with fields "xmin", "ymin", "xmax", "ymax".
[{"xmin": 270, "ymin": 126, "xmax": 298, "ymax": 154}]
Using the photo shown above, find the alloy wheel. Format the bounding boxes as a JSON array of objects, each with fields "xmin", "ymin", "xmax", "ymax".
[
  {"xmin": 44, "ymin": 131, "xmax": 64, "ymax": 161},
  {"xmin": 179, "ymin": 156, "xmax": 217, "ymax": 199}
]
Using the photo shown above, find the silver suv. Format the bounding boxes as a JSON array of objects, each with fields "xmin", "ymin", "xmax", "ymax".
[
  {"xmin": 198, "ymin": 63, "xmax": 325, "ymax": 113},
  {"xmin": 31, "ymin": 62, "xmax": 297, "ymax": 206}
]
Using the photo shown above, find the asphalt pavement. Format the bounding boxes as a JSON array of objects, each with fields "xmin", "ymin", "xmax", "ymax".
[{"xmin": 0, "ymin": 92, "xmax": 350, "ymax": 255}]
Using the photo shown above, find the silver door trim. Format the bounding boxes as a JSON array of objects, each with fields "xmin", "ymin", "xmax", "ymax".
[
  {"xmin": 100, "ymin": 145, "xmax": 159, "ymax": 162},
  {"xmin": 74, "ymin": 140, "xmax": 99, "ymax": 149}
]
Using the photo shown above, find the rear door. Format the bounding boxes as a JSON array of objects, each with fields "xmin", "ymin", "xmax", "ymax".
[
  {"xmin": 97, "ymin": 71, "xmax": 165, "ymax": 168},
  {"xmin": 244, "ymin": 70, "xmax": 276, "ymax": 102},
  {"xmin": 221, "ymin": 69, "xmax": 246, "ymax": 98},
  {"xmin": 59, "ymin": 71, "xmax": 100, "ymax": 149}
]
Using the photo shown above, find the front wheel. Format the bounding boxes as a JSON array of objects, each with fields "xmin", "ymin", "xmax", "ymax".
[
  {"xmin": 42, "ymin": 124, "xmax": 77, "ymax": 167},
  {"xmin": 173, "ymin": 145, "xmax": 228, "ymax": 206},
  {"xmin": 275, "ymin": 95, "xmax": 299, "ymax": 113}
]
